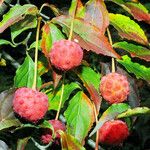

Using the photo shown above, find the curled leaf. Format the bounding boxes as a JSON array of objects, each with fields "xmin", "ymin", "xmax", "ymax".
[{"xmin": 0, "ymin": 4, "xmax": 38, "ymax": 33}]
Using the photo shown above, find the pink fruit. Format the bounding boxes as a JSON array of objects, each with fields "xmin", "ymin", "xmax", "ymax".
[
  {"xmin": 13, "ymin": 87, "xmax": 48, "ymax": 122},
  {"xmin": 49, "ymin": 39, "xmax": 83, "ymax": 71},
  {"xmin": 99, "ymin": 120, "xmax": 129, "ymax": 145},
  {"xmin": 100, "ymin": 73, "xmax": 130, "ymax": 104},
  {"xmin": 41, "ymin": 120, "xmax": 66, "ymax": 144}
]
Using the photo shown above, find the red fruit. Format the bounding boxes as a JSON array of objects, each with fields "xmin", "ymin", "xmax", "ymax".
[
  {"xmin": 100, "ymin": 73, "xmax": 130, "ymax": 104},
  {"xmin": 13, "ymin": 87, "xmax": 48, "ymax": 122},
  {"xmin": 99, "ymin": 120, "xmax": 129, "ymax": 145},
  {"xmin": 49, "ymin": 39, "xmax": 83, "ymax": 71},
  {"xmin": 41, "ymin": 120, "xmax": 66, "ymax": 144}
]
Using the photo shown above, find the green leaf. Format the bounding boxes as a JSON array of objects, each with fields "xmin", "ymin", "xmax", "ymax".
[
  {"xmin": 0, "ymin": 89, "xmax": 21, "ymax": 131},
  {"xmin": 69, "ymin": 0, "xmax": 78, "ymax": 17},
  {"xmin": 89, "ymin": 103, "xmax": 130, "ymax": 137},
  {"xmin": 28, "ymin": 40, "xmax": 42, "ymax": 51},
  {"xmin": 0, "ymin": 4, "xmax": 38, "ymax": 33},
  {"xmin": 14, "ymin": 55, "xmax": 42, "ymax": 88},
  {"xmin": 84, "ymin": 0, "xmax": 109, "ymax": 33},
  {"xmin": 52, "ymin": 15, "xmax": 120, "ymax": 58},
  {"xmin": 113, "ymin": 41, "xmax": 150, "ymax": 61},
  {"xmin": 109, "ymin": 13, "xmax": 148, "ymax": 45},
  {"xmin": 48, "ymin": 82, "xmax": 81, "ymax": 110},
  {"xmin": 77, "ymin": 66, "xmax": 100, "ymax": 91},
  {"xmin": 0, "ymin": 39, "xmax": 16, "ymax": 47},
  {"xmin": 60, "ymin": 132, "xmax": 86, "ymax": 150},
  {"xmin": 117, "ymin": 107, "xmax": 150, "ymax": 118},
  {"xmin": 64, "ymin": 91, "xmax": 94, "ymax": 142},
  {"xmin": 10, "ymin": 15, "xmax": 37, "ymax": 44},
  {"xmin": 117, "ymin": 55, "xmax": 150, "ymax": 83},
  {"xmin": 41, "ymin": 23, "xmax": 65, "ymax": 57},
  {"xmin": 76, "ymin": 66, "xmax": 101, "ymax": 112}
]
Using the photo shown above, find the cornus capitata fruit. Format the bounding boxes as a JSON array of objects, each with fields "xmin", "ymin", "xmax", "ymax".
[
  {"xmin": 99, "ymin": 120, "xmax": 129, "ymax": 145},
  {"xmin": 41, "ymin": 120, "xmax": 66, "ymax": 144},
  {"xmin": 13, "ymin": 87, "xmax": 48, "ymax": 122},
  {"xmin": 100, "ymin": 72, "xmax": 130, "ymax": 104},
  {"xmin": 49, "ymin": 39, "xmax": 83, "ymax": 71}
]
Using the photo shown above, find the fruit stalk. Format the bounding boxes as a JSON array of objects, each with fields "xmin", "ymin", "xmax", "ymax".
[
  {"xmin": 107, "ymin": 28, "xmax": 115, "ymax": 73},
  {"xmin": 32, "ymin": 17, "xmax": 42, "ymax": 90},
  {"xmin": 55, "ymin": 73, "xmax": 65, "ymax": 120}
]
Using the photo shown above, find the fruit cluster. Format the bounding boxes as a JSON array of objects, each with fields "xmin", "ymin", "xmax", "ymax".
[{"xmin": 98, "ymin": 72, "xmax": 130, "ymax": 145}]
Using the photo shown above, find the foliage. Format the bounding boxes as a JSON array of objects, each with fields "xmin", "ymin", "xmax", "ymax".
[{"xmin": 0, "ymin": 0, "xmax": 150, "ymax": 149}]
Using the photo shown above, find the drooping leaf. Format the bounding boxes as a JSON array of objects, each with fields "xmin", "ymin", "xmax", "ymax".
[
  {"xmin": 0, "ymin": 4, "xmax": 38, "ymax": 33},
  {"xmin": 52, "ymin": 15, "xmax": 120, "ymax": 58},
  {"xmin": 64, "ymin": 91, "xmax": 95, "ymax": 142},
  {"xmin": 0, "ymin": 89, "xmax": 21, "ymax": 131},
  {"xmin": 117, "ymin": 107, "xmax": 150, "ymax": 118},
  {"xmin": 89, "ymin": 103, "xmax": 130, "ymax": 136},
  {"xmin": 110, "ymin": 0, "xmax": 150, "ymax": 24},
  {"xmin": 125, "ymin": 2, "xmax": 150, "ymax": 24},
  {"xmin": 14, "ymin": 55, "xmax": 42, "ymax": 88},
  {"xmin": 41, "ymin": 23, "xmax": 65, "ymax": 57},
  {"xmin": 84, "ymin": 0, "xmax": 109, "ymax": 33},
  {"xmin": 117, "ymin": 55, "xmax": 150, "ymax": 83},
  {"xmin": 10, "ymin": 15, "xmax": 37, "ymax": 44},
  {"xmin": 76, "ymin": 66, "xmax": 101, "ymax": 112},
  {"xmin": 0, "ymin": 39, "xmax": 16, "ymax": 47},
  {"xmin": 48, "ymin": 82, "xmax": 81, "ymax": 110},
  {"xmin": 60, "ymin": 132, "xmax": 86, "ymax": 150},
  {"xmin": 109, "ymin": 13, "xmax": 148, "ymax": 45},
  {"xmin": 113, "ymin": 41, "xmax": 150, "ymax": 61}
]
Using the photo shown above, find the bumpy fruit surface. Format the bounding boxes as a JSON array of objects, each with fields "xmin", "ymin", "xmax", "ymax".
[
  {"xmin": 41, "ymin": 120, "xmax": 66, "ymax": 144},
  {"xmin": 49, "ymin": 39, "xmax": 83, "ymax": 71},
  {"xmin": 13, "ymin": 87, "xmax": 48, "ymax": 122},
  {"xmin": 100, "ymin": 73, "xmax": 130, "ymax": 104},
  {"xmin": 99, "ymin": 120, "xmax": 129, "ymax": 145}
]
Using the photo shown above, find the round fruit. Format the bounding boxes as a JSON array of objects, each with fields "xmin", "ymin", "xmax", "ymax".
[
  {"xmin": 13, "ymin": 87, "xmax": 48, "ymax": 122},
  {"xmin": 41, "ymin": 120, "xmax": 66, "ymax": 144},
  {"xmin": 99, "ymin": 120, "xmax": 129, "ymax": 145},
  {"xmin": 49, "ymin": 39, "xmax": 83, "ymax": 71},
  {"xmin": 100, "ymin": 72, "xmax": 130, "ymax": 104}
]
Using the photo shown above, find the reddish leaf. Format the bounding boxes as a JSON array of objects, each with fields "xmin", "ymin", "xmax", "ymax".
[
  {"xmin": 125, "ymin": 2, "xmax": 150, "ymax": 24},
  {"xmin": 52, "ymin": 15, "xmax": 120, "ymax": 58},
  {"xmin": 41, "ymin": 23, "xmax": 52, "ymax": 57},
  {"xmin": 52, "ymin": 71, "xmax": 62, "ymax": 88},
  {"xmin": 84, "ymin": 0, "xmax": 109, "ymax": 33},
  {"xmin": 41, "ymin": 23, "xmax": 65, "ymax": 57}
]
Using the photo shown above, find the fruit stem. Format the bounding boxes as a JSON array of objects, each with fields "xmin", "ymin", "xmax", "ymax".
[
  {"xmin": 32, "ymin": 17, "xmax": 42, "ymax": 90},
  {"xmin": 68, "ymin": 18, "xmax": 74, "ymax": 41},
  {"xmin": 93, "ymin": 103, "xmax": 99, "ymax": 150},
  {"xmin": 55, "ymin": 73, "xmax": 65, "ymax": 120},
  {"xmin": 107, "ymin": 28, "xmax": 115, "ymax": 73}
]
